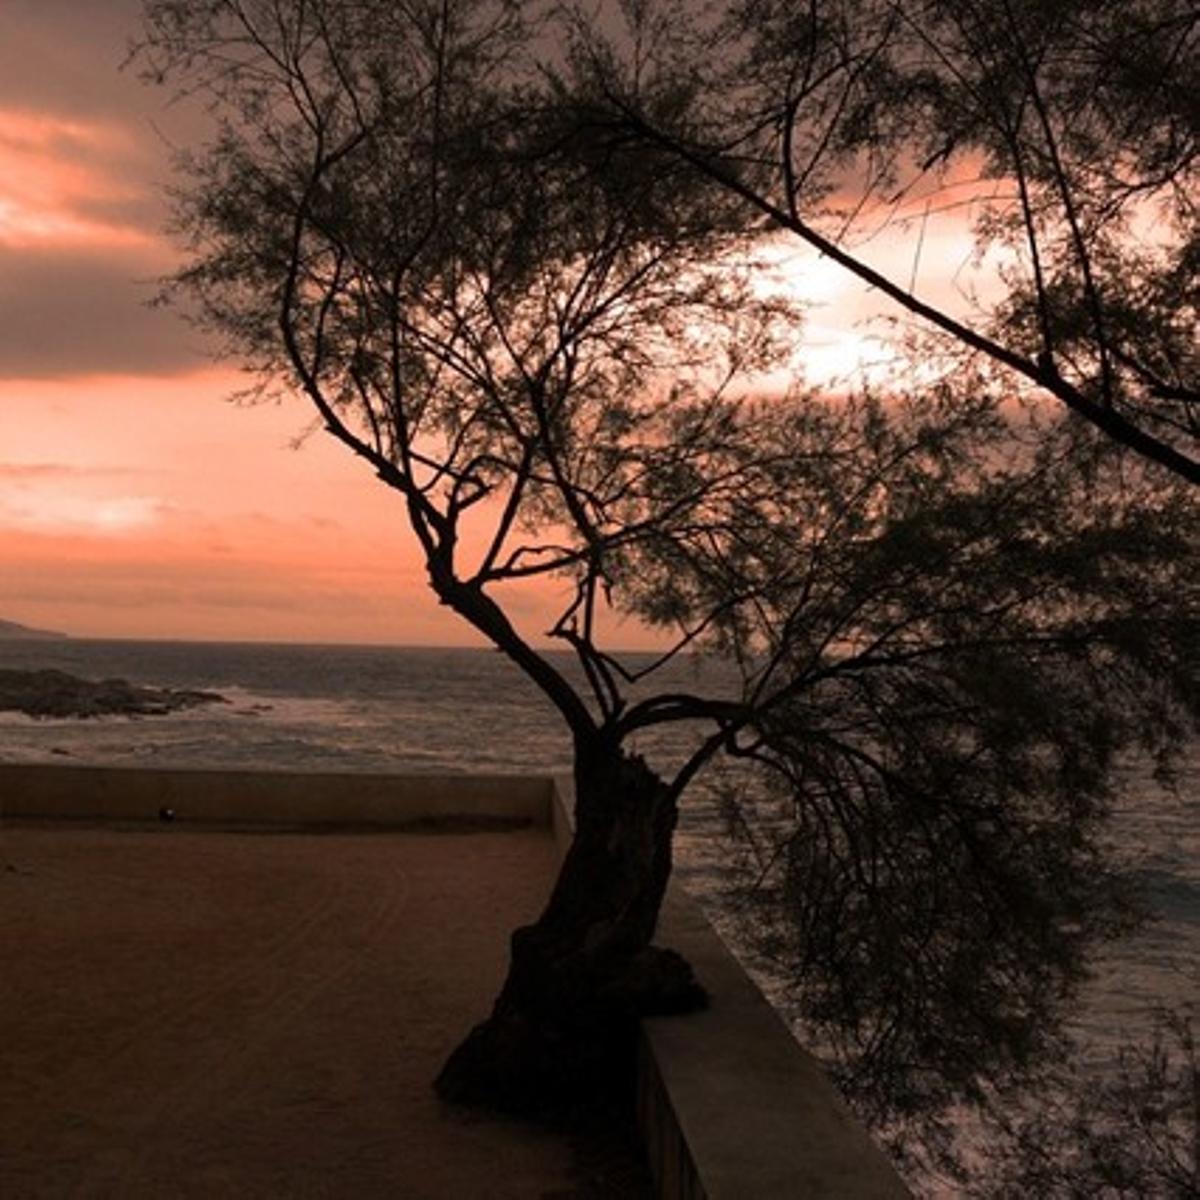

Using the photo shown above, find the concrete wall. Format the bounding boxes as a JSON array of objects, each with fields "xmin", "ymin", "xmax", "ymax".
[
  {"xmin": 549, "ymin": 777, "xmax": 910, "ymax": 1200},
  {"xmin": 639, "ymin": 889, "xmax": 911, "ymax": 1199},
  {"xmin": 0, "ymin": 763, "xmax": 553, "ymax": 828}
]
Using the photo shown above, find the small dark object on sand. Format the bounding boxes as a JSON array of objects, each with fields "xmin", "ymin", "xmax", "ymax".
[{"xmin": 159, "ymin": 807, "xmax": 176, "ymax": 822}]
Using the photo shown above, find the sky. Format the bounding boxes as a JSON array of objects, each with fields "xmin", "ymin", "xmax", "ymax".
[{"xmin": 0, "ymin": 1, "xmax": 984, "ymax": 646}]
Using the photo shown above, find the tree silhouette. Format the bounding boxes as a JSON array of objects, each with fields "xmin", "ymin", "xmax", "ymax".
[
  {"xmin": 567, "ymin": 0, "xmax": 1199, "ymax": 482},
  {"xmin": 138, "ymin": 0, "xmax": 1198, "ymax": 1145}
]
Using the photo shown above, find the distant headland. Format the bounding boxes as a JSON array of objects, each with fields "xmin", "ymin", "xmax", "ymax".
[{"xmin": 0, "ymin": 618, "xmax": 69, "ymax": 641}]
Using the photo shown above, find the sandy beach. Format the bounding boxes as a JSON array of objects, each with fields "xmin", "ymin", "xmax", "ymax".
[{"xmin": 1, "ymin": 820, "xmax": 652, "ymax": 1198}]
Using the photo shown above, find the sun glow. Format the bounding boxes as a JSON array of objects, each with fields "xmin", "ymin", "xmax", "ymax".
[
  {"xmin": 0, "ymin": 487, "xmax": 164, "ymax": 535},
  {"xmin": 751, "ymin": 193, "xmax": 1007, "ymax": 391}
]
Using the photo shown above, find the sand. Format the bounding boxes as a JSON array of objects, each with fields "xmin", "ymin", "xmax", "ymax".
[{"xmin": 0, "ymin": 821, "xmax": 652, "ymax": 1199}]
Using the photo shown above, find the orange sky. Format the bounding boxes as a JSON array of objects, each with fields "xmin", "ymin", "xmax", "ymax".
[{"xmin": 0, "ymin": 1, "xmax": 992, "ymax": 647}]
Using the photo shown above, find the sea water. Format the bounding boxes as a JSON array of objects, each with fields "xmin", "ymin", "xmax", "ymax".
[
  {"xmin": 0, "ymin": 637, "xmax": 723, "ymax": 882},
  {"xmin": 2, "ymin": 638, "xmax": 1196, "ymax": 1101}
]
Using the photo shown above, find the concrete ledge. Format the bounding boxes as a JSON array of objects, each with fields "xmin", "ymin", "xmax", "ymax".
[
  {"xmin": 640, "ymin": 890, "xmax": 910, "ymax": 1199},
  {"xmin": 0, "ymin": 763, "xmax": 554, "ymax": 828},
  {"xmin": 551, "ymin": 777, "xmax": 909, "ymax": 1200}
]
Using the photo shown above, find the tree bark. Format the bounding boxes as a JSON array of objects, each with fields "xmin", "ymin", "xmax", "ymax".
[{"xmin": 434, "ymin": 743, "xmax": 707, "ymax": 1116}]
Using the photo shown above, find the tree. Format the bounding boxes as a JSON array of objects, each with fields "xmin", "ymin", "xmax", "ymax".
[
  {"xmin": 137, "ymin": 0, "xmax": 1198, "ymax": 1147},
  {"xmin": 972, "ymin": 1008, "xmax": 1199, "ymax": 1197},
  {"xmin": 565, "ymin": 0, "xmax": 1200, "ymax": 482}
]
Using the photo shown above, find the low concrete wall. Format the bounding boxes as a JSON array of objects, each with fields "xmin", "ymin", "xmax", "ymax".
[
  {"xmin": 639, "ymin": 890, "xmax": 910, "ymax": 1199},
  {"xmin": 0, "ymin": 763, "xmax": 554, "ymax": 828},
  {"xmin": 550, "ymin": 777, "xmax": 909, "ymax": 1200}
]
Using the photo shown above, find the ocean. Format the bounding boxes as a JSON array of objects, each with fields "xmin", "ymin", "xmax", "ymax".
[
  {"xmin": 0, "ymin": 640, "xmax": 588, "ymax": 776},
  {"xmin": 0, "ymin": 637, "xmax": 728, "ymax": 890},
  {"xmin": 2, "ymin": 638, "xmax": 1196, "ymax": 1149}
]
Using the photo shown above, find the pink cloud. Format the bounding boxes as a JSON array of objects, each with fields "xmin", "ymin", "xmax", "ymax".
[{"xmin": 0, "ymin": 109, "xmax": 156, "ymax": 251}]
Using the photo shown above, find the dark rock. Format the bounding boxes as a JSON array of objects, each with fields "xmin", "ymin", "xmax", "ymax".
[{"xmin": 0, "ymin": 668, "xmax": 228, "ymax": 720}]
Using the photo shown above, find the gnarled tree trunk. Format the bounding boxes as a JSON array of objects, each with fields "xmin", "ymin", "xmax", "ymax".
[{"xmin": 434, "ymin": 743, "xmax": 707, "ymax": 1115}]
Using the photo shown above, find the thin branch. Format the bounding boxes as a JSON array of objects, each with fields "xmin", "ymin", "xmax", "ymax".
[{"xmin": 608, "ymin": 102, "xmax": 1200, "ymax": 483}]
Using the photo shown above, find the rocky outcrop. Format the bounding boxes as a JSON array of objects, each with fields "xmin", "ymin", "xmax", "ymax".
[{"xmin": 0, "ymin": 669, "xmax": 227, "ymax": 719}]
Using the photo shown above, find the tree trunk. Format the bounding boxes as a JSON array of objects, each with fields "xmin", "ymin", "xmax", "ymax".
[{"xmin": 434, "ymin": 744, "xmax": 707, "ymax": 1116}]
